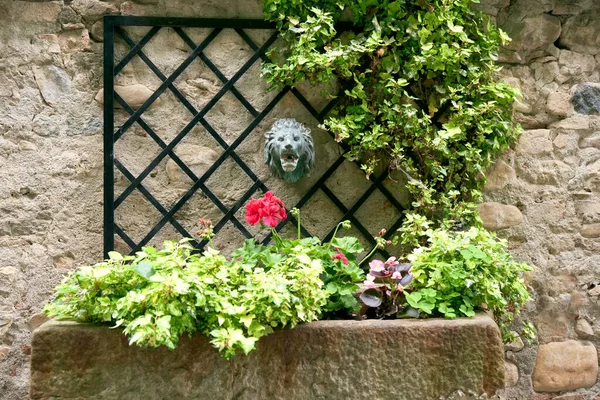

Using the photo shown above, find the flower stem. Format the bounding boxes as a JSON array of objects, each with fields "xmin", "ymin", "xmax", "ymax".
[
  {"xmin": 358, "ymin": 245, "xmax": 379, "ymax": 267},
  {"xmin": 297, "ymin": 212, "xmax": 301, "ymax": 240},
  {"xmin": 271, "ymin": 227, "xmax": 281, "ymax": 250},
  {"xmin": 327, "ymin": 222, "xmax": 343, "ymax": 249}
]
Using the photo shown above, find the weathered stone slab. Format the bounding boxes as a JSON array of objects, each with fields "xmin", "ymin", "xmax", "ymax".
[
  {"xmin": 95, "ymin": 84, "xmax": 161, "ymax": 109},
  {"xmin": 31, "ymin": 314, "xmax": 505, "ymax": 400},
  {"xmin": 532, "ymin": 340, "xmax": 598, "ymax": 392},
  {"xmin": 479, "ymin": 202, "xmax": 523, "ymax": 230}
]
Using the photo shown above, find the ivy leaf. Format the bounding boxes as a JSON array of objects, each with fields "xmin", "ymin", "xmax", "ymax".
[
  {"xmin": 135, "ymin": 262, "xmax": 155, "ymax": 279},
  {"xmin": 107, "ymin": 251, "xmax": 123, "ymax": 261}
]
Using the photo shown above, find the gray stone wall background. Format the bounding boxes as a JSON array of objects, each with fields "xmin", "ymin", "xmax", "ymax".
[{"xmin": 0, "ymin": 0, "xmax": 599, "ymax": 399}]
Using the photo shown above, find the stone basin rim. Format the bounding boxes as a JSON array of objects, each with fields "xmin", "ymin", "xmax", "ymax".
[{"xmin": 36, "ymin": 312, "xmax": 496, "ymax": 333}]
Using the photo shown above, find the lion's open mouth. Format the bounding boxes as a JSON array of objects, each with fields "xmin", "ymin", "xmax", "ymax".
[{"xmin": 280, "ymin": 151, "xmax": 299, "ymax": 172}]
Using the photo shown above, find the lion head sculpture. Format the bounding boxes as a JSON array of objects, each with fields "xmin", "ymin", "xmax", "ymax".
[{"xmin": 264, "ymin": 119, "xmax": 315, "ymax": 183}]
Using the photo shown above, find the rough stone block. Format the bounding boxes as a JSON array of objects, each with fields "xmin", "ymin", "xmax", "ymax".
[
  {"xmin": 485, "ymin": 160, "xmax": 516, "ymax": 191},
  {"xmin": 572, "ymin": 83, "xmax": 600, "ymax": 116},
  {"xmin": 504, "ymin": 361, "xmax": 519, "ymax": 387},
  {"xmin": 575, "ymin": 319, "xmax": 594, "ymax": 338},
  {"xmin": 547, "ymin": 91, "xmax": 572, "ymax": 118},
  {"xmin": 550, "ymin": 115, "xmax": 591, "ymax": 131},
  {"xmin": 581, "ymin": 223, "xmax": 600, "ymax": 238},
  {"xmin": 504, "ymin": 332, "xmax": 524, "ymax": 352},
  {"xmin": 165, "ymin": 145, "xmax": 219, "ymax": 185},
  {"xmin": 559, "ymin": 10, "xmax": 600, "ymax": 56},
  {"xmin": 31, "ymin": 315, "xmax": 505, "ymax": 400},
  {"xmin": 532, "ymin": 340, "xmax": 598, "ymax": 392},
  {"xmin": 515, "ymin": 130, "xmax": 553, "ymax": 156},
  {"xmin": 479, "ymin": 202, "xmax": 523, "ymax": 230},
  {"xmin": 32, "ymin": 65, "xmax": 71, "ymax": 106},
  {"xmin": 95, "ymin": 84, "xmax": 161, "ymax": 109},
  {"xmin": 501, "ymin": 14, "xmax": 561, "ymax": 62}
]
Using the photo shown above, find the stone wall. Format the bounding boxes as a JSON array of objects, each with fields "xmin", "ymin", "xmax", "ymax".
[
  {"xmin": 0, "ymin": 0, "xmax": 599, "ymax": 399},
  {"xmin": 476, "ymin": 1, "xmax": 600, "ymax": 399}
]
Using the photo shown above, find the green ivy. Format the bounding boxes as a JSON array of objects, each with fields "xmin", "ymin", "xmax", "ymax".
[{"xmin": 262, "ymin": 0, "xmax": 521, "ymax": 230}]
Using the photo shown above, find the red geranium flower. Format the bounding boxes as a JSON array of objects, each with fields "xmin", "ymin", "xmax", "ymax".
[
  {"xmin": 331, "ymin": 248, "xmax": 349, "ymax": 265},
  {"xmin": 245, "ymin": 191, "xmax": 287, "ymax": 227}
]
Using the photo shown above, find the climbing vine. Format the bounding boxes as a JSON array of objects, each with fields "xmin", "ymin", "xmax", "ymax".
[{"xmin": 263, "ymin": 0, "xmax": 521, "ymax": 239}]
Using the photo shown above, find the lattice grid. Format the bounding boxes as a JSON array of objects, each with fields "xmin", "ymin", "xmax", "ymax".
[{"xmin": 103, "ymin": 16, "xmax": 406, "ymax": 260}]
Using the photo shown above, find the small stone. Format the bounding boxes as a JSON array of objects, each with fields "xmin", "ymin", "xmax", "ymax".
[
  {"xmin": 32, "ymin": 65, "xmax": 72, "ymax": 106},
  {"xmin": 588, "ymin": 285, "xmax": 600, "ymax": 297},
  {"xmin": 0, "ymin": 346, "xmax": 9, "ymax": 361},
  {"xmin": 0, "ymin": 316, "xmax": 12, "ymax": 338},
  {"xmin": 29, "ymin": 313, "xmax": 50, "ymax": 332},
  {"xmin": 37, "ymin": 34, "xmax": 61, "ymax": 54},
  {"xmin": 581, "ymin": 224, "xmax": 600, "ymax": 238},
  {"xmin": 580, "ymin": 132, "xmax": 600, "ymax": 149},
  {"xmin": 90, "ymin": 20, "xmax": 103, "ymax": 42},
  {"xmin": 575, "ymin": 202, "xmax": 600, "ymax": 222},
  {"xmin": 498, "ymin": 49, "xmax": 523, "ymax": 64},
  {"xmin": 553, "ymin": 133, "xmax": 572, "ymax": 149},
  {"xmin": 165, "ymin": 145, "xmax": 219, "ymax": 185},
  {"xmin": 485, "ymin": 160, "xmax": 516, "ymax": 191},
  {"xmin": 572, "ymin": 83, "xmax": 600, "ymax": 116},
  {"xmin": 58, "ymin": 6, "xmax": 81, "ymax": 25},
  {"xmin": 513, "ymin": 99, "xmax": 532, "ymax": 114},
  {"xmin": 546, "ymin": 91, "xmax": 571, "ymax": 118},
  {"xmin": 504, "ymin": 333, "xmax": 524, "ymax": 352},
  {"xmin": 534, "ymin": 314, "xmax": 568, "ymax": 343},
  {"xmin": 62, "ymin": 23, "xmax": 86, "ymax": 31},
  {"xmin": 515, "ymin": 129, "xmax": 553, "ymax": 155},
  {"xmin": 479, "ymin": 202, "xmax": 523, "ymax": 231},
  {"xmin": 504, "ymin": 361, "xmax": 519, "ymax": 387},
  {"xmin": 95, "ymin": 84, "xmax": 161, "ymax": 109},
  {"xmin": 53, "ymin": 253, "xmax": 75, "ymax": 269},
  {"xmin": 58, "ymin": 29, "xmax": 91, "ymax": 53},
  {"xmin": 71, "ymin": 0, "xmax": 118, "ymax": 23},
  {"xmin": 550, "ymin": 115, "xmax": 591, "ymax": 131},
  {"xmin": 532, "ymin": 340, "xmax": 598, "ymax": 392},
  {"xmin": 535, "ymin": 61, "xmax": 560, "ymax": 85},
  {"xmin": 558, "ymin": 50, "xmax": 596, "ymax": 76},
  {"xmin": 575, "ymin": 319, "xmax": 594, "ymax": 338},
  {"xmin": 0, "ymin": 266, "xmax": 17, "ymax": 279}
]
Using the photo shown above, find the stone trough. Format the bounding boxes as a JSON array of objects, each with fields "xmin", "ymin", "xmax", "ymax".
[{"xmin": 30, "ymin": 314, "xmax": 504, "ymax": 400}]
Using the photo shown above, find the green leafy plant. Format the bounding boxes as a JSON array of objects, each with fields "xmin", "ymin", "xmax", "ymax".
[
  {"xmin": 263, "ymin": 0, "xmax": 521, "ymax": 233},
  {"xmin": 44, "ymin": 239, "xmax": 328, "ymax": 358},
  {"xmin": 405, "ymin": 226, "xmax": 532, "ymax": 340},
  {"xmin": 262, "ymin": 0, "xmax": 532, "ymax": 340},
  {"xmin": 45, "ymin": 192, "xmax": 368, "ymax": 358}
]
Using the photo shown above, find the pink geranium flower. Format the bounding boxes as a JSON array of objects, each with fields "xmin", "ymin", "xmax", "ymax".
[{"xmin": 332, "ymin": 248, "xmax": 349, "ymax": 265}]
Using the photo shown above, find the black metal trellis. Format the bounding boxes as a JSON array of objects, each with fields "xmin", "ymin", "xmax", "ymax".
[{"xmin": 103, "ymin": 16, "xmax": 406, "ymax": 260}]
